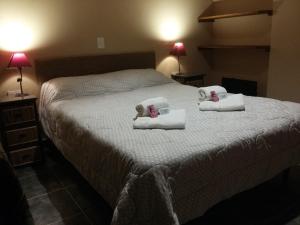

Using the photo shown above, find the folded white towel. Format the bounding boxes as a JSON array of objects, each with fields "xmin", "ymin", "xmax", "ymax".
[
  {"xmin": 135, "ymin": 97, "xmax": 169, "ymax": 117},
  {"xmin": 133, "ymin": 109, "xmax": 186, "ymax": 130},
  {"xmin": 198, "ymin": 86, "xmax": 228, "ymax": 101},
  {"xmin": 199, "ymin": 94, "xmax": 245, "ymax": 112}
]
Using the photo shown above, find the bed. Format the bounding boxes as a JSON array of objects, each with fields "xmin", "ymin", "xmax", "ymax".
[{"xmin": 36, "ymin": 52, "xmax": 300, "ymax": 225}]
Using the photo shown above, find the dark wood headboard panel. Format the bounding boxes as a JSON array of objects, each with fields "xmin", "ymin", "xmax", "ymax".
[{"xmin": 35, "ymin": 52, "xmax": 155, "ymax": 84}]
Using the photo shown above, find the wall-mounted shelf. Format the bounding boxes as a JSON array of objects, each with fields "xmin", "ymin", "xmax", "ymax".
[
  {"xmin": 198, "ymin": 9, "xmax": 273, "ymax": 22},
  {"xmin": 198, "ymin": 45, "xmax": 271, "ymax": 52}
]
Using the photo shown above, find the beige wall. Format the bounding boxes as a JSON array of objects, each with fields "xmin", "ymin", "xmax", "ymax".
[
  {"xmin": 203, "ymin": 0, "xmax": 272, "ymax": 96},
  {"xmin": 267, "ymin": 0, "xmax": 300, "ymax": 103},
  {"xmin": 0, "ymin": 0, "xmax": 212, "ymax": 97}
]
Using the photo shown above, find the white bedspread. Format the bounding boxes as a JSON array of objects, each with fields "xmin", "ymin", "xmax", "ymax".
[{"xmin": 40, "ymin": 75, "xmax": 300, "ymax": 225}]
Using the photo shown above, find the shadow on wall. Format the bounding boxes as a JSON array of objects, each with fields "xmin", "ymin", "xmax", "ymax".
[
  {"xmin": 273, "ymin": 0, "xmax": 285, "ymax": 11},
  {"xmin": 0, "ymin": 51, "xmax": 10, "ymax": 72},
  {"xmin": 0, "ymin": 0, "xmax": 212, "ymax": 97},
  {"xmin": 0, "ymin": 52, "xmax": 13, "ymax": 95}
]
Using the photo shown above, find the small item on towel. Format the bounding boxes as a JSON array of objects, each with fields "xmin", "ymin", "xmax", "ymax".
[
  {"xmin": 158, "ymin": 107, "xmax": 170, "ymax": 115},
  {"xmin": 133, "ymin": 109, "xmax": 186, "ymax": 130},
  {"xmin": 135, "ymin": 97, "xmax": 169, "ymax": 117},
  {"xmin": 148, "ymin": 105, "xmax": 159, "ymax": 118},
  {"xmin": 210, "ymin": 91, "xmax": 219, "ymax": 102},
  {"xmin": 199, "ymin": 86, "xmax": 227, "ymax": 101},
  {"xmin": 199, "ymin": 94, "xmax": 245, "ymax": 112}
]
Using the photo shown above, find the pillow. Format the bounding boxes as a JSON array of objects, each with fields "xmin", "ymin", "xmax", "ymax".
[{"xmin": 39, "ymin": 69, "xmax": 173, "ymax": 107}]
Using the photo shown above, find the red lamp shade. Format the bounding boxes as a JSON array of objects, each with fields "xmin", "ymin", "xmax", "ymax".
[
  {"xmin": 170, "ymin": 42, "xmax": 187, "ymax": 56},
  {"xmin": 8, "ymin": 53, "xmax": 32, "ymax": 68}
]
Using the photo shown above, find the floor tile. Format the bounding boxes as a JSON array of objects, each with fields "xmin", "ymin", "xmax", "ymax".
[
  {"xmin": 67, "ymin": 184, "xmax": 109, "ymax": 210},
  {"xmin": 15, "ymin": 158, "xmax": 55, "ymax": 179},
  {"xmin": 49, "ymin": 213, "xmax": 91, "ymax": 225},
  {"xmin": 67, "ymin": 185, "xmax": 112, "ymax": 225},
  {"xmin": 19, "ymin": 170, "xmax": 63, "ymax": 199},
  {"xmin": 66, "ymin": 185, "xmax": 97, "ymax": 210},
  {"xmin": 50, "ymin": 163, "xmax": 83, "ymax": 188},
  {"xmin": 15, "ymin": 166, "xmax": 37, "ymax": 179},
  {"xmin": 27, "ymin": 189, "xmax": 81, "ymax": 225},
  {"xmin": 83, "ymin": 206, "xmax": 112, "ymax": 225}
]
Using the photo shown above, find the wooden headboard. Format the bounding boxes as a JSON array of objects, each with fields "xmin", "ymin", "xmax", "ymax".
[{"xmin": 35, "ymin": 52, "xmax": 156, "ymax": 84}]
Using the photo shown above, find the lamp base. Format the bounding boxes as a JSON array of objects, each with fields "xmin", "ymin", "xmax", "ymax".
[
  {"xmin": 15, "ymin": 93, "xmax": 29, "ymax": 97},
  {"xmin": 171, "ymin": 72, "xmax": 184, "ymax": 76}
]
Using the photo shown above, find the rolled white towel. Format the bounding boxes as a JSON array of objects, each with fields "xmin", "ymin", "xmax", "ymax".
[
  {"xmin": 199, "ymin": 94, "xmax": 245, "ymax": 112},
  {"xmin": 198, "ymin": 85, "xmax": 228, "ymax": 101},
  {"xmin": 133, "ymin": 109, "xmax": 186, "ymax": 130},
  {"xmin": 135, "ymin": 97, "xmax": 169, "ymax": 117},
  {"xmin": 158, "ymin": 107, "xmax": 170, "ymax": 115}
]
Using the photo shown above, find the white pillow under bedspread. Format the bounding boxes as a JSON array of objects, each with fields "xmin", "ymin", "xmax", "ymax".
[
  {"xmin": 40, "ymin": 70, "xmax": 300, "ymax": 225},
  {"xmin": 40, "ymin": 68, "xmax": 174, "ymax": 110}
]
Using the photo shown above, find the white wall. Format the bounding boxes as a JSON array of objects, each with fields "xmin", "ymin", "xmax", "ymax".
[
  {"xmin": 0, "ymin": 0, "xmax": 212, "ymax": 97},
  {"xmin": 205, "ymin": 0, "xmax": 273, "ymax": 96},
  {"xmin": 267, "ymin": 0, "xmax": 300, "ymax": 102}
]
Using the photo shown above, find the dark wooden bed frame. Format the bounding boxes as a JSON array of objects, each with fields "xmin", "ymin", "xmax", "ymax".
[{"xmin": 35, "ymin": 51, "xmax": 156, "ymax": 84}]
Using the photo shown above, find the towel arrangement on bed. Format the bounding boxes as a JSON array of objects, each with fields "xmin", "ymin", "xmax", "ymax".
[
  {"xmin": 198, "ymin": 86, "xmax": 245, "ymax": 112},
  {"xmin": 134, "ymin": 97, "xmax": 186, "ymax": 129},
  {"xmin": 135, "ymin": 97, "xmax": 169, "ymax": 117},
  {"xmin": 199, "ymin": 85, "xmax": 228, "ymax": 101}
]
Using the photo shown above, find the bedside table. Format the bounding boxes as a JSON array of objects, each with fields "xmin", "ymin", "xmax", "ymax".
[
  {"xmin": 171, "ymin": 73, "xmax": 206, "ymax": 87},
  {"xmin": 0, "ymin": 95, "xmax": 42, "ymax": 167}
]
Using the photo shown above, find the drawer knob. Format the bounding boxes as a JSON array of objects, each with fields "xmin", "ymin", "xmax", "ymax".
[
  {"xmin": 14, "ymin": 113, "xmax": 22, "ymax": 118},
  {"xmin": 22, "ymin": 154, "xmax": 31, "ymax": 161},
  {"xmin": 18, "ymin": 133, "xmax": 26, "ymax": 139}
]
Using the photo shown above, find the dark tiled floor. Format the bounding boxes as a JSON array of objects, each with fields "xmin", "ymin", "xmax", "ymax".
[{"xmin": 17, "ymin": 147, "xmax": 300, "ymax": 225}]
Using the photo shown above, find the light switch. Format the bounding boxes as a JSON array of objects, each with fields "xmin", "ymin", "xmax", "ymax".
[{"xmin": 97, "ymin": 37, "xmax": 105, "ymax": 49}]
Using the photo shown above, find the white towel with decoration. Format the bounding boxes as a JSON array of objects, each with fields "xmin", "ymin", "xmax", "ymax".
[
  {"xmin": 133, "ymin": 109, "xmax": 186, "ymax": 129},
  {"xmin": 198, "ymin": 85, "xmax": 228, "ymax": 101},
  {"xmin": 135, "ymin": 97, "xmax": 169, "ymax": 117},
  {"xmin": 199, "ymin": 94, "xmax": 245, "ymax": 111}
]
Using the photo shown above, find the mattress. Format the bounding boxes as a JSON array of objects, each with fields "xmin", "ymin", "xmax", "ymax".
[{"xmin": 40, "ymin": 69, "xmax": 300, "ymax": 225}]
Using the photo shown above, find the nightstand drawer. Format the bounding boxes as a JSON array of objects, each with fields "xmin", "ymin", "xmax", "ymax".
[
  {"xmin": 6, "ymin": 126, "xmax": 38, "ymax": 147},
  {"xmin": 9, "ymin": 146, "xmax": 41, "ymax": 167},
  {"xmin": 3, "ymin": 105, "xmax": 36, "ymax": 126}
]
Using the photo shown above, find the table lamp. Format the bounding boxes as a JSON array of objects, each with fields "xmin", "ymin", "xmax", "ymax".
[
  {"xmin": 7, "ymin": 53, "xmax": 32, "ymax": 97},
  {"xmin": 170, "ymin": 42, "xmax": 186, "ymax": 75}
]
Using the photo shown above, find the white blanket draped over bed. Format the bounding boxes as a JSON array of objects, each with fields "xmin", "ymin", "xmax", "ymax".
[{"xmin": 39, "ymin": 69, "xmax": 300, "ymax": 225}]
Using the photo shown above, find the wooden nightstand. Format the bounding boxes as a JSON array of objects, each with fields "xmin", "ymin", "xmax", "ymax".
[
  {"xmin": 0, "ymin": 95, "xmax": 42, "ymax": 167},
  {"xmin": 171, "ymin": 73, "xmax": 206, "ymax": 87}
]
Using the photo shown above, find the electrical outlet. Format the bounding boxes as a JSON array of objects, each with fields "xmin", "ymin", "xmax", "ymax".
[{"xmin": 97, "ymin": 37, "xmax": 105, "ymax": 49}]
